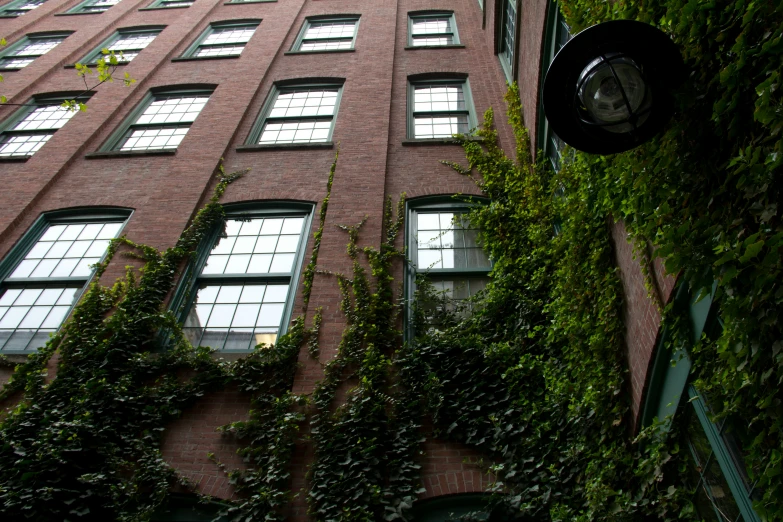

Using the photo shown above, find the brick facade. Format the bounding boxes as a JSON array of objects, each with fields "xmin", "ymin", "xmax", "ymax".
[{"xmin": 0, "ymin": 0, "xmax": 671, "ymax": 517}]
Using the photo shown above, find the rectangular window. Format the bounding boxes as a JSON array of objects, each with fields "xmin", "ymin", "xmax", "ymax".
[
  {"xmin": 293, "ymin": 17, "xmax": 359, "ymax": 52},
  {"xmin": 408, "ymin": 203, "xmax": 491, "ymax": 328},
  {"xmin": 0, "ymin": 95, "xmax": 90, "ymax": 158},
  {"xmin": 0, "ymin": 215, "xmax": 127, "ymax": 352},
  {"xmin": 408, "ymin": 12, "xmax": 458, "ymax": 47},
  {"xmin": 184, "ymin": 21, "xmax": 259, "ymax": 59},
  {"xmin": 0, "ymin": 33, "xmax": 70, "ymax": 70},
  {"xmin": 408, "ymin": 79, "xmax": 474, "ymax": 139},
  {"xmin": 183, "ymin": 211, "xmax": 310, "ymax": 351},
  {"xmin": 108, "ymin": 90, "xmax": 211, "ymax": 152},
  {"xmin": 68, "ymin": 0, "xmax": 120, "ymax": 13},
  {"xmin": 0, "ymin": 0, "xmax": 46, "ymax": 17},
  {"xmin": 538, "ymin": 2, "xmax": 571, "ymax": 172},
  {"xmin": 250, "ymin": 84, "xmax": 342, "ymax": 145},
  {"xmin": 144, "ymin": 0, "xmax": 193, "ymax": 8},
  {"xmin": 80, "ymin": 27, "xmax": 162, "ymax": 65},
  {"xmin": 499, "ymin": 0, "xmax": 517, "ymax": 80}
]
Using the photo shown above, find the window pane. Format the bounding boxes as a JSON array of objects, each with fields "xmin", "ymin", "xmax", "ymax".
[
  {"xmin": 120, "ymin": 126, "xmax": 189, "ymax": 151},
  {"xmin": 415, "ymin": 212, "xmax": 489, "ymax": 270},
  {"xmin": 411, "ymin": 17, "xmax": 451, "ymax": 35},
  {"xmin": 413, "ymin": 84, "xmax": 466, "ymax": 112},
  {"xmin": 413, "ymin": 115, "xmax": 469, "ymax": 139},
  {"xmin": 202, "ymin": 26, "xmax": 255, "ymax": 46},
  {"xmin": 0, "ymin": 285, "xmax": 79, "ymax": 352},
  {"xmin": 0, "ymin": 133, "xmax": 52, "ymax": 157},
  {"xmin": 135, "ymin": 95, "xmax": 209, "ymax": 125},
  {"xmin": 269, "ymin": 89, "xmax": 338, "ymax": 118},
  {"xmin": 412, "ymin": 36, "xmax": 453, "ymax": 46},
  {"xmin": 13, "ymin": 105, "xmax": 77, "ymax": 131},
  {"xmin": 304, "ymin": 20, "xmax": 357, "ymax": 40}
]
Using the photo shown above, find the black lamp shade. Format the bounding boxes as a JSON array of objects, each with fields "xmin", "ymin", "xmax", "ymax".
[{"xmin": 543, "ymin": 20, "xmax": 685, "ymax": 155}]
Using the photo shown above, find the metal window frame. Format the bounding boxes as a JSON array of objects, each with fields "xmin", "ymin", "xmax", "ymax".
[
  {"xmin": 406, "ymin": 76, "xmax": 476, "ymax": 140},
  {"xmin": 292, "ymin": 15, "xmax": 360, "ymax": 52},
  {"xmin": 143, "ymin": 0, "xmax": 193, "ymax": 9},
  {"xmin": 246, "ymin": 81, "xmax": 344, "ymax": 145},
  {"xmin": 100, "ymin": 86, "xmax": 214, "ymax": 152},
  {"xmin": 0, "ymin": 91, "xmax": 93, "ymax": 158},
  {"xmin": 181, "ymin": 19, "xmax": 260, "ymax": 59},
  {"xmin": 79, "ymin": 26, "xmax": 164, "ymax": 65},
  {"xmin": 0, "ymin": 0, "xmax": 47, "ymax": 18},
  {"xmin": 0, "ymin": 31, "xmax": 72, "ymax": 71},
  {"xmin": 67, "ymin": 0, "xmax": 119, "ymax": 14},
  {"xmin": 404, "ymin": 196, "xmax": 490, "ymax": 340},
  {"xmin": 170, "ymin": 202, "xmax": 314, "ymax": 353},
  {"xmin": 0, "ymin": 207, "xmax": 132, "ymax": 352},
  {"xmin": 407, "ymin": 11, "xmax": 459, "ymax": 47}
]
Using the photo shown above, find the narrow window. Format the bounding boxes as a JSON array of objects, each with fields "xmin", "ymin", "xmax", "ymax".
[
  {"xmin": 293, "ymin": 17, "xmax": 359, "ymax": 52},
  {"xmin": 67, "ymin": 0, "xmax": 120, "ymax": 14},
  {"xmin": 249, "ymin": 83, "xmax": 342, "ymax": 145},
  {"xmin": 408, "ymin": 200, "xmax": 491, "ymax": 328},
  {"xmin": 0, "ymin": 211, "xmax": 129, "ymax": 352},
  {"xmin": 181, "ymin": 208, "xmax": 311, "ymax": 352},
  {"xmin": 538, "ymin": 2, "xmax": 571, "ymax": 172},
  {"xmin": 499, "ymin": 0, "xmax": 517, "ymax": 80},
  {"xmin": 0, "ymin": 93, "xmax": 92, "ymax": 158},
  {"xmin": 408, "ymin": 78, "xmax": 475, "ymax": 139},
  {"xmin": 0, "ymin": 32, "xmax": 71, "ymax": 70},
  {"xmin": 0, "ymin": 0, "xmax": 47, "ymax": 17},
  {"xmin": 183, "ymin": 21, "xmax": 259, "ymax": 59},
  {"xmin": 106, "ymin": 89, "xmax": 212, "ymax": 152},
  {"xmin": 408, "ymin": 12, "xmax": 458, "ymax": 47},
  {"xmin": 144, "ymin": 0, "xmax": 193, "ymax": 9}
]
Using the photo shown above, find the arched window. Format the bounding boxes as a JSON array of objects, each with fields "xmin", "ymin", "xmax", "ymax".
[{"xmin": 0, "ymin": 208, "xmax": 131, "ymax": 352}]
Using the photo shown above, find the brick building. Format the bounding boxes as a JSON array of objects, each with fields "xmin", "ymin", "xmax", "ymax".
[{"xmin": 0, "ymin": 0, "xmax": 758, "ymax": 520}]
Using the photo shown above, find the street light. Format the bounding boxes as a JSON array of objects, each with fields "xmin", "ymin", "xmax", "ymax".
[{"xmin": 543, "ymin": 20, "xmax": 685, "ymax": 155}]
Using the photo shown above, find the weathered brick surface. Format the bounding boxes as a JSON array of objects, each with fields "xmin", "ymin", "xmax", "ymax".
[{"xmin": 0, "ymin": 0, "xmax": 671, "ymax": 515}]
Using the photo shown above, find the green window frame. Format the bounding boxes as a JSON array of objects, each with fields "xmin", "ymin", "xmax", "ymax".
[
  {"xmin": 79, "ymin": 26, "xmax": 164, "ymax": 65},
  {"xmin": 0, "ymin": 0, "xmax": 46, "ymax": 17},
  {"xmin": 180, "ymin": 20, "xmax": 260, "ymax": 59},
  {"xmin": 642, "ymin": 284, "xmax": 762, "ymax": 522},
  {"xmin": 407, "ymin": 76, "xmax": 476, "ymax": 140},
  {"xmin": 407, "ymin": 11, "xmax": 459, "ymax": 47},
  {"xmin": 143, "ymin": 0, "xmax": 192, "ymax": 9},
  {"xmin": 498, "ymin": 0, "xmax": 518, "ymax": 81},
  {"xmin": 0, "ymin": 208, "xmax": 130, "ymax": 353},
  {"xmin": 101, "ymin": 87, "xmax": 213, "ymax": 153},
  {"xmin": 67, "ymin": 0, "xmax": 120, "ymax": 14},
  {"xmin": 247, "ymin": 81, "xmax": 343, "ymax": 145},
  {"xmin": 405, "ymin": 197, "xmax": 491, "ymax": 334},
  {"xmin": 172, "ymin": 203, "xmax": 313, "ymax": 352},
  {"xmin": 291, "ymin": 16, "xmax": 359, "ymax": 52},
  {"xmin": 0, "ymin": 92, "xmax": 93, "ymax": 159},
  {"xmin": 0, "ymin": 32, "xmax": 72, "ymax": 71},
  {"xmin": 537, "ymin": 0, "xmax": 571, "ymax": 172}
]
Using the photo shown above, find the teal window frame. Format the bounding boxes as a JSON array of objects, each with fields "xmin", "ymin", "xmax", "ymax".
[
  {"xmin": 406, "ymin": 76, "xmax": 477, "ymax": 140},
  {"xmin": 180, "ymin": 20, "xmax": 260, "ymax": 59},
  {"xmin": 407, "ymin": 11, "xmax": 459, "ymax": 47},
  {"xmin": 0, "ymin": 0, "xmax": 47, "ymax": 18},
  {"xmin": 100, "ymin": 86, "xmax": 214, "ymax": 153},
  {"xmin": 246, "ymin": 81, "xmax": 344, "ymax": 146},
  {"xmin": 291, "ymin": 16, "xmax": 360, "ymax": 53},
  {"xmin": 642, "ymin": 283, "xmax": 762, "ymax": 522},
  {"xmin": 497, "ymin": 0, "xmax": 518, "ymax": 81},
  {"xmin": 143, "ymin": 0, "xmax": 192, "ymax": 9},
  {"xmin": 536, "ymin": 0, "xmax": 571, "ymax": 172},
  {"xmin": 79, "ymin": 26, "xmax": 164, "ymax": 65},
  {"xmin": 170, "ymin": 202, "xmax": 313, "ymax": 353},
  {"xmin": 0, "ymin": 92, "xmax": 93, "ymax": 159},
  {"xmin": 0, "ymin": 208, "xmax": 131, "ymax": 353},
  {"xmin": 404, "ymin": 196, "xmax": 491, "ymax": 338},
  {"xmin": 67, "ymin": 0, "xmax": 120, "ymax": 14},
  {"xmin": 225, "ymin": 0, "xmax": 274, "ymax": 4},
  {"xmin": 0, "ymin": 31, "xmax": 72, "ymax": 71}
]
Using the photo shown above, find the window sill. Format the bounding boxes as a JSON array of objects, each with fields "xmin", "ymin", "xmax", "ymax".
[
  {"xmin": 85, "ymin": 149, "xmax": 177, "ymax": 159},
  {"xmin": 0, "ymin": 67, "xmax": 22, "ymax": 72},
  {"xmin": 284, "ymin": 49, "xmax": 355, "ymax": 55},
  {"xmin": 237, "ymin": 142, "xmax": 334, "ymax": 152},
  {"xmin": 54, "ymin": 11, "xmax": 103, "ymax": 16},
  {"xmin": 138, "ymin": 6, "xmax": 190, "ymax": 10},
  {"xmin": 0, "ymin": 352, "xmax": 35, "ymax": 362},
  {"xmin": 402, "ymin": 137, "xmax": 480, "ymax": 146},
  {"xmin": 225, "ymin": 0, "xmax": 276, "ymax": 3},
  {"xmin": 404, "ymin": 44, "xmax": 466, "ymax": 50},
  {"xmin": 171, "ymin": 55, "xmax": 241, "ymax": 62},
  {"xmin": 0, "ymin": 15, "xmax": 20, "ymax": 18},
  {"xmin": 0, "ymin": 156, "xmax": 31, "ymax": 162}
]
